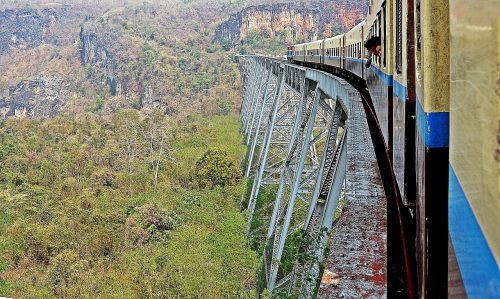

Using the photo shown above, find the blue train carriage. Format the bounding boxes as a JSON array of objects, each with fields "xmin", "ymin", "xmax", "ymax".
[
  {"xmin": 448, "ymin": 0, "xmax": 500, "ymax": 297},
  {"xmin": 391, "ymin": 0, "xmax": 415, "ymax": 209},
  {"xmin": 413, "ymin": 0, "xmax": 450, "ymax": 297},
  {"xmin": 305, "ymin": 39, "xmax": 323, "ymax": 65},
  {"xmin": 343, "ymin": 21, "xmax": 366, "ymax": 79},
  {"xmin": 323, "ymin": 34, "xmax": 344, "ymax": 69},
  {"xmin": 365, "ymin": 0, "xmax": 393, "ymax": 149}
]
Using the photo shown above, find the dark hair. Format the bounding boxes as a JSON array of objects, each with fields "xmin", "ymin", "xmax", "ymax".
[{"xmin": 364, "ymin": 36, "xmax": 381, "ymax": 50}]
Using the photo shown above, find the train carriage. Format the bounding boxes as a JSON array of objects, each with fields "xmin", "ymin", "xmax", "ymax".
[
  {"xmin": 343, "ymin": 21, "xmax": 366, "ymax": 79},
  {"xmin": 285, "ymin": 0, "xmax": 500, "ymax": 296},
  {"xmin": 323, "ymin": 34, "xmax": 344, "ymax": 69},
  {"xmin": 292, "ymin": 43, "xmax": 306, "ymax": 63},
  {"xmin": 304, "ymin": 40, "xmax": 323, "ymax": 65},
  {"xmin": 365, "ymin": 0, "xmax": 394, "ymax": 149}
]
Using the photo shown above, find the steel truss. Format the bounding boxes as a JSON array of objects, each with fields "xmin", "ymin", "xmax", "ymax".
[{"xmin": 237, "ymin": 55, "xmax": 361, "ymax": 297}]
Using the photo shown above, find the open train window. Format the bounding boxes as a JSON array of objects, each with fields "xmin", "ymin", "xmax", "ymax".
[
  {"xmin": 377, "ymin": 13, "xmax": 382, "ymax": 65},
  {"xmin": 415, "ymin": 0, "xmax": 422, "ymax": 81},
  {"xmin": 396, "ymin": 0, "xmax": 403, "ymax": 73},
  {"xmin": 383, "ymin": 3, "xmax": 387, "ymax": 67}
]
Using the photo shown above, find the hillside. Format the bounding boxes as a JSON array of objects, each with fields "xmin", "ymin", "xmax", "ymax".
[{"xmin": 0, "ymin": 1, "xmax": 244, "ymax": 118}]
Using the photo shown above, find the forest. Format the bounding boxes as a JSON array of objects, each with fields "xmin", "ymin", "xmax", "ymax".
[
  {"xmin": 0, "ymin": 111, "xmax": 261, "ymax": 298},
  {"xmin": 0, "ymin": 0, "xmax": 270, "ymax": 296}
]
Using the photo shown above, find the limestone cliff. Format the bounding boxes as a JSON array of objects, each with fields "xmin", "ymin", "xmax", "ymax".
[
  {"xmin": 0, "ymin": 6, "xmax": 74, "ymax": 55},
  {"xmin": 79, "ymin": 25, "xmax": 120, "ymax": 97},
  {"xmin": 216, "ymin": 0, "xmax": 368, "ymax": 45},
  {"xmin": 0, "ymin": 6, "xmax": 89, "ymax": 119},
  {"xmin": 0, "ymin": 75, "xmax": 69, "ymax": 118}
]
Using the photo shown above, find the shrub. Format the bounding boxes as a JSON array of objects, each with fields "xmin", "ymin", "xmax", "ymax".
[
  {"xmin": 190, "ymin": 149, "xmax": 242, "ymax": 189},
  {"xmin": 216, "ymin": 97, "xmax": 232, "ymax": 115}
]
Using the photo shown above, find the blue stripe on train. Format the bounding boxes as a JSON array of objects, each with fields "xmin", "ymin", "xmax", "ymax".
[
  {"xmin": 449, "ymin": 165, "xmax": 500, "ymax": 298},
  {"xmin": 369, "ymin": 65, "xmax": 393, "ymax": 86},
  {"xmin": 416, "ymin": 100, "xmax": 449, "ymax": 148},
  {"xmin": 367, "ymin": 66, "xmax": 448, "ymax": 148},
  {"xmin": 345, "ymin": 57, "xmax": 368, "ymax": 63},
  {"xmin": 393, "ymin": 79, "xmax": 407, "ymax": 101}
]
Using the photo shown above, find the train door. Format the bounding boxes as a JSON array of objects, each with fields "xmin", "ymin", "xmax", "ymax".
[
  {"xmin": 361, "ymin": 25, "xmax": 365, "ymax": 78},
  {"xmin": 321, "ymin": 40, "xmax": 325, "ymax": 65},
  {"xmin": 304, "ymin": 45, "xmax": 308, "ymax": 62},
  {"xmin": 341, "ymin": 35, "xmax": 345, "ymax": 69}
]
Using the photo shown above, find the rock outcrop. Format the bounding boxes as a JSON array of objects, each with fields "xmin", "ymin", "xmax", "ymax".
[
  {"xmin": 0, "ymin": 75, "xmax": 68, "ymax": 118},
  {"xmin": 79, "ymin": 26, "xmax": 120, "ymax": 96},
  {"xmin": 0, "ymin": 6, "xmax": 72, "ymax": 55},
  {"xmin": 216, "ymin": 0, "xmax": 368, "ymax": 45}
]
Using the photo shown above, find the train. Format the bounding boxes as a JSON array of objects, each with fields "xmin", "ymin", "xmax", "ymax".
[{"xmin": 286, "ymin": 0, "xmax": 499, "ymax": 297}]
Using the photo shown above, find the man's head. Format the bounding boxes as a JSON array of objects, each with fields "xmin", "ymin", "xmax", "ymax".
[{"xmin": 364, "ymin": 36, "xmax": 382, "ymax": 57}]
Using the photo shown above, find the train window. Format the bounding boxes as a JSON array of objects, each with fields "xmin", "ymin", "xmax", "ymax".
[
  {"xmin": 416, "ymin": 0, "xmax": 422, "ymax": 79},
  {"xmin": 383, "ymin": 3, "xmax": 387, "ymax": 67},
  {"xmin": 377, "ymin": 13, "xmax": 382, "ymax": 65},
  {"xmin": 396, "ymin": 0, "xmax": 403, "ymax": 73}
]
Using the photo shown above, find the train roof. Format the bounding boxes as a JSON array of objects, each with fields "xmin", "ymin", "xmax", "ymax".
[
  {"xmin": 346, "ymin": 20, "xmax": 366, "ymax": 34},
  {"xmin": 324, "ymin": 33, "xmax": 344, "ymax": 42},
  {"xmin": 304, "ymin": 39, "xmax": 324, "ymax": 46}
]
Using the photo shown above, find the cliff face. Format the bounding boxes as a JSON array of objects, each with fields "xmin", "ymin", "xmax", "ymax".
[
  {"xmin": 216, "ymin": 0, "xmax": 368, "ymax": 44},
  {"xmin": 0, "ymin": 75, "xmax": 68, "ymax": 118},
  {"xmin": 79, "ymin": 26, "xmax": 120, "ymax": 97},
  {"xmin": 78, "ymin": 23, "xmax": 163, "ymax": 113},
  {"xmin": 0, "ymin": 7, "xmax": 72, "ymax": 55}
]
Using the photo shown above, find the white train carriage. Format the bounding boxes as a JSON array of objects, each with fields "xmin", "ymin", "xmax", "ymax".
[
  {"xmin": 343, "ymin": 21, "xmax": 366, "ymax": 78},
  {"xmin": 304, "ymin": 40, "xmax": 323, "ymax": 65},
  {"xmin": 292, "ymin": 43, "xmax": 306, "ymax": 63},
  {"xmin": 323, "ymin": 34, "xmax": 344, "ymax": 69}
]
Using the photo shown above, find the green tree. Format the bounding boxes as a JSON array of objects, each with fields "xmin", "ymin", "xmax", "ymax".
[
  {"xmin": 216, "ymin": 97, "xmax": 233, "ymax": 115},
  {"xmin": 191, "ymin": 149, "xmax": 242, "ymax": 189}
]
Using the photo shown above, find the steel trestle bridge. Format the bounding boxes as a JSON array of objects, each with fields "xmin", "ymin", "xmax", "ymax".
[{"xmin": 238, "ymin": 55, "xmax": 388, "ymax": 298}]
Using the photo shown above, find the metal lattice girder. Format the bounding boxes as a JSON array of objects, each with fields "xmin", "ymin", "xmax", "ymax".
[
  {"xmin": 245, "ymin": 67, "xmax": 275, "ymax": 177},
  {"xmin": 267, "ymin": 84, "xmax": 322, "ymax": 291},
  {"xmin": 241, "ymin": 59, "xmax": 259, "ymax": 131},
  {"xmin": 237, "ymin": 56, "xmax": 367, "ymax": 297},
  {"xmin": 243, "ymin": 60, "xmax": 267, "ymax": 137},
  {"xmin": 247, "ymin": 66, "xmax": 286, "ymax": 223},
  {"xmin": 293, "ymin": 131, "xmax": 348, "ymax": 298},
  {"xmin": 240, "ymin": 58, "xmax": 257, "ymax": 125},
  {"xmin": 244, "ymin": 61, "xmax": 268, "ymax": 141},
  {"xmin": 247, "ymin": 65, "xmax": 306, "ymax": 233}
]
